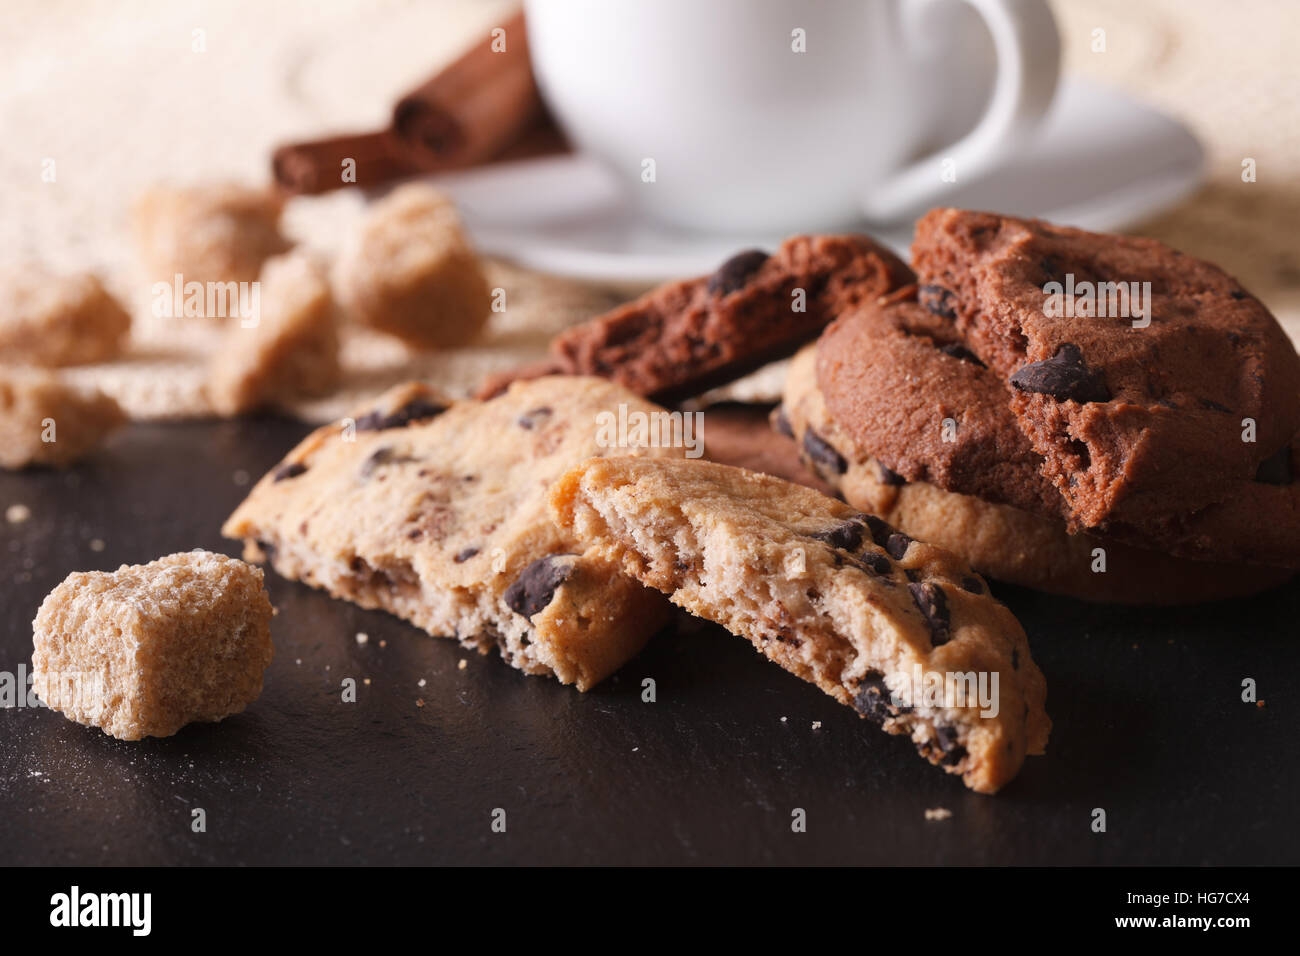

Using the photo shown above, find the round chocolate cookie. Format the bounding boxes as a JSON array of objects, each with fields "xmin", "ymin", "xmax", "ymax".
[
  {"xmin": 910, "ymin": 208, "xmax": 1300, "ymax": 536},
  {"xmin": 817, "ymin": 279, "xmax": 1300, "ymax": 568},
  {"xmin": 786, "ymin": 346, "xmax": 1294, "ymax": 603},
  {"xmin": 816, "ymin": 285, "xmax": 1066, "ymax": 520}
]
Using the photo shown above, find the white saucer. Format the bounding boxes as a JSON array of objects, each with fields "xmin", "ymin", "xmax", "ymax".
[{"xmin": 431, "ymin": 78, "xmax": 1204, "ymax": 282}]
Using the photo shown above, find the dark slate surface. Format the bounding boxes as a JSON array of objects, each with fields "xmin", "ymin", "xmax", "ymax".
[{"xmin": 1, "ymin": 420, "xmax": 1295, "ymax": 865}]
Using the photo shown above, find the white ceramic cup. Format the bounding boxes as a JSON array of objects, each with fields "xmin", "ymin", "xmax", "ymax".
[{"xmin": 524, "ymin": 0, "xmax": 1060, "ymax": 232}]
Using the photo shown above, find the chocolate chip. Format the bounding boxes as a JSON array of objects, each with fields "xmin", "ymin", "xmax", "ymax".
[
  {"xmin": 772, "ymin": 406, "xmax": 794, "ymax": 439},
  {"xmin": 504, "ymin": 554, "xmax": 576, "ymax": 618},
  {"xmin": 885, "ymin": 533, "xmax": 912, "ymax": 560},
  {"xmin": 802, "ymin": 428, "xmax": 847, "ymax": 475},
  {"xmin": 934, "ymin": 725, "xmax": 961, "ymax": 753},
  {"xmin": 1009, "ymin": 343, "xmax": 1111, "ymax": 404},
  {"xmin": 811, "ymin": 519, "xmax": 865, "ymax": 552},
  {"xmin": 1230, "ymin": 289, "xmax": 1248, "ymax": 300},
  {"xmin": 933, "ymin": 726, "xmax": 966, "ymax": 765},
  {"xmin": 855, "ymin": 552, "xmax": 893, "ymax": 576},
  {"xmin": 516, "ymin": 407, "xmax": 552, "ymax": 430},
  {"xmin": 878, "ymin": 462, "xmax": 907, "ymax": 485},
  {"xmin": 1198, "ymin": 397, "xmax": 1231, "ymax": 413},
  {"xmin": 938, "ymin": 343, "xmax": 986, "ymax": 368},
  {"xmin": 707, "ymin": 249, "xmax": 769, "ymax": 296},
  {"xmin": 454, "ymin": 547, "xmax": 480, "ymax": 563},
  {"xmin": 273, "ymin": 462, "xmax": 307, "ymax": 482},
  {"xmin": 255, "ymin": 539, "xmax": 277, "ymax": 561},
  {"xmin": 1256, "ymin": 444, "xmax": 1293, "ymax": 485},
  {"xmin": 853, "ymin": 675, "xmax": 910, "ymax": 724},
  {"xmin": 356, "ymin": 397, "xmax": 448, "ymax": 432},
  {"xmin": 360, "ymin": 445, "xmax": 418, "ymax": 477},
  {"xmin": 918, "ymin": 284, "xmax": 956, "ymax": 319},
  {"xmin": 908, "ymin": 582, "xmax": 951, "ymax": 646},
  {"xmin": 863, "ymin": 515, "xmax": 896, "ymax": 548}
]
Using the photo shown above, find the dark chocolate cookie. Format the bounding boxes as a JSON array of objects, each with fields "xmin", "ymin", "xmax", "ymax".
[
  {"xmin": 532, "ymin": 234, "xmax": 912, "ymax": 403},
  {"xmin": 910, "ymin": 208, "xmax": 1300, "ymax": 534},
  {"xmin": 815, "ymin": 273, "xmax": 1300, "ymax": 568}
]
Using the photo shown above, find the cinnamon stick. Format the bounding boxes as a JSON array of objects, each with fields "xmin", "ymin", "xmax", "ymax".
[
  {"xmin": 272, "ymin": 130, "xmax": 424, "ymax": 196},
  {"xmin": 391, "ymin": 9, "xmax": 542, "ymax": 167},
  {"xmin": 271, "ymin": 9, "xmax": 562, "ymax": 196}
]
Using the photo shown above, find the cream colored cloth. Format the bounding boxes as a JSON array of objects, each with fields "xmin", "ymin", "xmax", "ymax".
[{"xmin": 1, "ymin": 0, "xmax": 1296, "ymax": 420}]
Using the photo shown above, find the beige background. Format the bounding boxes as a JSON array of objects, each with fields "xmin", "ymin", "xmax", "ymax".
[{"xmin": 2, "ymin": 0, "xmax": 1296, "ymax": 418}]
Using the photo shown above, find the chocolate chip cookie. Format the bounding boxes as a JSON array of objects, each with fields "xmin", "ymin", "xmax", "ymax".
[
  {"xmin": 911, "ymin": 208, "xmax": 1300, "ymax": 536},
  {"xmin": 479, "ymin": 234, "xmax": 912, "ymax": 402},
  {"xmin": 223, "ymin": 376, "xmax": 686, "ymax": 690},
  {"xmin": 818, "ymin": 258, "xmax": 1300, "ymax": 567},
  {"xmin": 786, "ymin": 345, "xmax": 1293, "ymax": 602},
  {"xmin": 550, "ymin": 456, "xmax": 1050, "ymax": 794}
]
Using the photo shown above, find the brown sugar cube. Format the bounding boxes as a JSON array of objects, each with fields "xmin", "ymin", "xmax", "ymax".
[
  {"xmin": 32, "ymin": 551, "xmax": 274, "ymax": 740},
  {"xmin": 334, "ymin": 183, "xmax": 490, "ymax": 349},
  {"xmin": 132, "ymin": 183, "xmax": 291, "ymax": 294},
  {"xmin": 0, "ymin": 369, "xmax": 125, "ymax": 470},
  {"xmin": 0, "ymin": 264, "xmax": 131, "ymax": 367},
  {"xmin": 206, "ymin": 251, "xmax": 342, "ymax": 415}
]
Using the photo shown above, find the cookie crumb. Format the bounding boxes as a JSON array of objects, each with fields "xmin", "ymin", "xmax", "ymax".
[
  {"xmin": 417, "ymin": 678, "xmax": 426, "ymax": 687},
  {"xmin": 811, "ymin": 721, "xmax": 822, "ymax": 730},
  {"xmin": 379, "ymin": 639, "xmax": 387, "ymax": 648},
  {"xmin": 233, "ymin": 469, "xmax": 250, "ymax": 487},
  {"xmin": 780, "ymin": 716, "xmax": 788, "ymax": 723},
  {"xmin": 924, "ymin": 807, "xmax": 953, "ymax": 821},
  {"xmin": 363, "ymin": 677, "xmax": 371, "ymax": 685},
  {"xmin": 416, "ymin": 698, "xmax": 424, "ymax": 708},
  {"xmin": 355, "ymin": 632, "xmax": 369, "ymax": 645},
  {"xmin": 89, "ymin": 538, "xmax": 106, "ymax": 552},
  {"xmin": 458, "ymin": 659, "xmax": 467, "ymax": 670},
  {"xmin": 1257, "ymin": 700, "xmax": 1266, "ymax": 708},
  {"xmin": 5, "ymin": 503, "xmax": 31, "ymax": 524}
]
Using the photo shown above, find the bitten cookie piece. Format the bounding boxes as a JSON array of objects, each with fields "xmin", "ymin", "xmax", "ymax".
[
  {"xmin": 132, "ymin": 182, "xmax": 290, "ymax": 290},
  {"xmin": 785, "ymin": 345, "xmax": 1293, "ymax": 603},
  {"xmin": 550, "ymin": 457, "xmax": 1050, "ymax": 794},
  {"xmin": 334, "ymin": 184, "xmax": 490, "ymax": 349},
  {"xmin": 480, "ymin": 235, "xmax": 913, "ymax": 402},
  {"xmin": 911, "ymin": 208, "xmax": 1300, "ymax": 534},
  {"xmin": 207, "ymin": 251, "xmax": 341, "ymax": 416},
  {"xmin": 0, "ymin": 265, "xmax": 131, "ymax": 367},
  {"xmin": 223, "ymin": 376, "xmax": 683, "ymax": 691},
  {"xmin": 31, "ymin": 551, "xmax": 274, "ymax": 740},
  {"xmin": 0, "ymin": 370, "xmax": 125, "ymax": 469}
]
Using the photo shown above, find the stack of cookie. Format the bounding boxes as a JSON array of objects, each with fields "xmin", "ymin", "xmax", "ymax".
[
  {"xmin": 209, "ymin": 207, "xmax": 1300, "ymax": 794},
  {"xmin": 779, "ymin": 209, "xmax": 1300, "ymax": 603}
]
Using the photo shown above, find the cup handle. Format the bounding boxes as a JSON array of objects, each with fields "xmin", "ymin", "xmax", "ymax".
[{"xmin": 858, "ymin": 0, "xmax": 1060, "ymax": 222}]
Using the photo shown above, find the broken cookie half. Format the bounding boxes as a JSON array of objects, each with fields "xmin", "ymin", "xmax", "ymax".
[
  {"xmin": 550, "ymin": 457, "xmax": 1050, "ymax": 793},
  {"xmin": 223, "ymin": 376, "xmax": 687, "ymax": 691}
]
